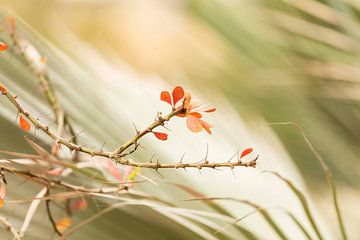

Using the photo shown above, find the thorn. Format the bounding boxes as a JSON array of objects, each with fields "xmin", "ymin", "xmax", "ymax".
[
  {"xmin": 149, "ymin": 154, "xmax": 155, "ymax": 163},
  {"xmin": 154, "ymin": 111, "xmax": 161, "ymax": 121},
  {"xmin": 227, "ymin": 150, "xmax": 238, "ymax": 163},
  {"xmin": 132, "ymin": 122, "xmax": 139, "ymax": 134},
  {"xmin": 161, "ymin": 125, "xmax": 172, "ymax": 131},
  {"xmin": 203, "ymin": 143, "xmax": 209, "ymax": 163},
  {"xmin": 230, "ymin": 168, "xmax": 236, "ymax": 180},
  {"xmin": 99, "ymin": 142, "xmax": 106, "ymax": 152},
  {"xmin": 179, "ymin": 153, "xmax": 186, "ymax": 164},
  {"xmin": 15, "ymin": 111, "xmax": 19, "ymax": 123}
]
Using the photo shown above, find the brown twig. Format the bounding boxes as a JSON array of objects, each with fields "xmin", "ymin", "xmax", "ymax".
[
  {"xmin": 0, "ymin": 164, "xmax": 127, "ymax": 194},
  {"xmin": 45, "ymin": 188, "xmax": 62, "ymax": 236}
]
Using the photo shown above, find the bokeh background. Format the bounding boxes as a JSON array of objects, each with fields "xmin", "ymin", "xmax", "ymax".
[{"xmin": 0, "ymin": 0, "xmax": 359, "ymax": 239}]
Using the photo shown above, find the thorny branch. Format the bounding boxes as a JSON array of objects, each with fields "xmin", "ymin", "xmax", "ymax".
[{"xmin": 0, "ymin": 87, "xmax": 257, "ymax": 170}]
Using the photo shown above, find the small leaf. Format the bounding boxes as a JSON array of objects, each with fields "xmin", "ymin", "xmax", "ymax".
[
  {"xmin": 0, "ymin": 42, "xmax": 8, "ymax": 51},
  {"xmin": 153, "ymin": 132, "xmax": 168, "ymax": 141},
  {"xmin": 47, "ymin": 167, "xmax": 63, "ymax": 176},
  {"xmin": 0, "ymin": 84, "xmax": 7, "ymax": 94},
  {"xmin": 240, "ymin": 148, "xmax": 253, "ymax": 159},
  {"xmin": 172, "ymin": 86, "xmax": 185, "ymax": 106},
  {"xmin": 56, "ymin": 217, "xmax": 72, "ymax": 233},
  {"xmin": 204, "ymin": 107, "xmax": 216, "ymax": 113},
  {"xmin": 200, "ymin": 120, "xmax": 213, "ymax": 134},
  {"xmin": 19, "ymin": 115, "xmax": 31, "ymax": 131},
  {"xmin": 184, "ymin": 92, "xmax": 192, "ymax": 110},
  {"xmin": 107, "ymin": 160, "xmax": 122, "ymax": 180},
  {"xmin": 160, "ymin": 91, "xmax": 172, "ymax": 106},
  {"xmin": 0, "ymin": 182, "xmax": 6, "ymax": 208},
  {"xmin": 186, "ymin": 116, "xmax": 203, "ymax": 133},
  {"xmin": 189, "ymin": 112, "xmax": 202, "ymax": 118},
  {"xmin": 70, "ymin": 198, "xmax": 87, "ymax": 211}
]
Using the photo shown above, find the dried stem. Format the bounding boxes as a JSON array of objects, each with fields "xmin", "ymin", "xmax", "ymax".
[
  {"xmin": 0, "ymin": 215, "xmax": 22, "ymax": 240},
  {"xmin": 0, "ymin": 164, "xmax": 127, "ymax": 194},
  {"xmin": 45, "ymin": 188, "xmax": 62, "ymax": 236}
]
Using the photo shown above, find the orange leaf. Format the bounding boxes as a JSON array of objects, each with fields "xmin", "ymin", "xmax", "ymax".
[
  {"xmin": 184, "ymin": 92, "xmax": 191, "ymax": 110},
  {"xmin": 0, "ymin": 183, "xmax": 6, "ymax": 208},
  {"xmin": 204, "ymin": 107, "xmax": 216, "ymax": 113},
  {"xmin": 240, "ymin": 148, "xmax": 253, "ymax": 159},
  {"xmin": 56, "ymin": 217, "xmax": 72, "ymax": 233},
  {"xmin": 47, "ymin": 167, "xmax": 63, "ymax": 176},
  {"xmin": 186, "ymin": 116, "xmax": 203, "ymax": 133},
  {"xmin": 0, "ymin": 42, "xmax": 8, "ymax": 51},
  {"xmin": 19, "ymin": 115, "xmax": 30, "ymax": 131},
  {"xmin": 200, "ymin": 120, "xmax": 213, "ymax": 134},
  {"xmin": 153, "ymin": 132, "xmax": 168, "ymax": 141},
  {"xmin": 0, "ymin": 84, "xmax": 7, "ymax": 94},
  {"xmin": 160, "ymin": 91, "xmax": 172, "ymax": 106},
  {"xmin": 189, "ymin": 112, "xmax": 202, "ymax": 118},
  {"xmin": 172, "ymin": 86, "xmax": 185, "ymax": 106},
  {"xmin": 70, "ymin": 198, "xmax": 87, "ymax": 211},
  {"xmin": 107, "ymin": 160, "xmax": 122, "ymax": 180}
]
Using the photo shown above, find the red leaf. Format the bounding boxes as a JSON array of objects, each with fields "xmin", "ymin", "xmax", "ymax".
[
  {"xmin": 47, "ymin": 167, "xmax": 63, "ymax": 176},
  {"xmin": 240, "ymin": 148, "xmax": 253, "ymax": 159},
  {"xmin": 160, "ymin": 91, "xmax": 172, "ymax": 106},
  {"xmin": 172, "ymin": 86, "xmax": 185, "ymax": 106},
  {"xmin": 19, "ymin": 115, "xmax": 31, "ymax": 131},
  {"xmin": 0, "ymin": 84, "xmax": 7, "ymax": 94},
  {"xmin": 153, "ymin": 132, "xmax": 168, "ymax": 141},
  {"xmin": 0, "ymin": 42, "xmax": 8, "ymax": 51},
  {"xmin": 70, "ymin": 198, "xmax": 87, "ymax": 211}
]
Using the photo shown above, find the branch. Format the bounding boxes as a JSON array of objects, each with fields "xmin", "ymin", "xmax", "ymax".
[
  {"xmin": 45, "ymin": 188, "xmax": 62, "ymax": 236},
  {"xmin": 0, "ymin": 215, "xmax": 22, "ymax": 240},
  {"xmin": 0, "ymin": 164, "xmax": 127, "ymax": 194},
  {"xmin": 1, "ymin": 86, "xmax": 257, "ymax": 170}
]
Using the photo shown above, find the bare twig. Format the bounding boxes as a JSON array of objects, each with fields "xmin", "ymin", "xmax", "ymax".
[
  {"xmin": 0, "ymin": 215, "xmax": 22, "ymax": 240},
  {"xmin": 45, "ymin": 188, "xmax": 62, "ymax": 236}
]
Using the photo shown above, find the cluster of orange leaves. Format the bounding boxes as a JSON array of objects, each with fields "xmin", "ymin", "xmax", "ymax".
[{"xmin": 154, "ymin": 86, "xmax": 216, "ymax": 141}]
